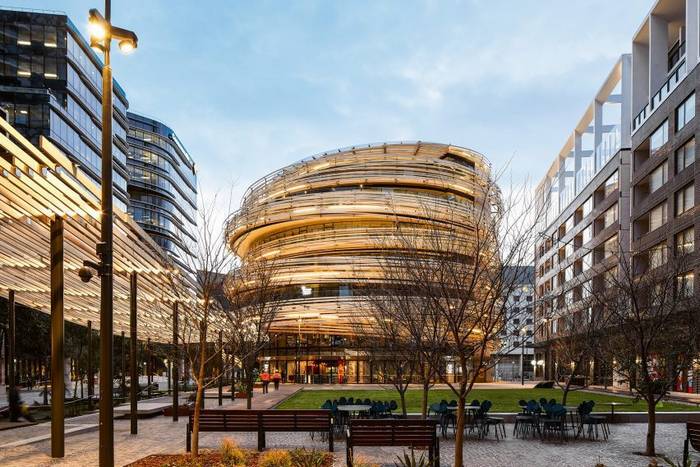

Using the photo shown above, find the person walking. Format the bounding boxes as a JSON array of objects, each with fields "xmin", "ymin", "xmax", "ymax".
[
  {"xmin": 272, "ymin": 370, "xmax": 281, "ymax": 390},
  {"xmin": 8, "ymin": 385, "xmax": 34, "ymax": 422},
  {"xmin": 260, "ymin": 370, "xmax": 270, "ymax": 394}
]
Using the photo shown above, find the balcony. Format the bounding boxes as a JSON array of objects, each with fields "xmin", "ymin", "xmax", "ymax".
[{"xmin": 633, "ymin": 58, "xmax": 687, "ymax": 132}]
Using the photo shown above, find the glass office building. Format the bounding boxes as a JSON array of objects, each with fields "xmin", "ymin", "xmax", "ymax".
[
  {"xmin": 127, "ymin": 112, "xmax": 197, "ymax": 268},
  {"xmin": 0, "ymin": 8, "xmax": 131, "ymax": 210}
]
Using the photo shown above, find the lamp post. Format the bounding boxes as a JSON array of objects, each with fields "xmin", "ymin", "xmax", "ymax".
[
  {"xmin": 83, "ymin": 3, "xmax": 138, "ymax": 465},
  {"xmin": 520, "ymin": 328, "xmax": 527, "ymax": 386}
]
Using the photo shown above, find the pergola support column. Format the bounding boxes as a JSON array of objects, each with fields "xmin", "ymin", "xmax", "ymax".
[
  {"xmin": 129, "ymin": 272, "xmax": 138, "ymax": 435},
  {"xmin": 146, "ymin": 337, "xmax": 151, "ymax": 398},
  {"xmin": 172, "ymin": 302, "xmax": 179, "ymax": 422},
  {"xmin": 218, "ymin": 330, "xmax": 223, "ymax": 406},
  {"xmin": 8, "ymin": 290, "xmax": 15, "ymax": 391},
  {"xmin": 50, "ymin": 217, "xmax": 64, "ymax": 458},
  {"xmin": 87, "ymin": 320, "xmax": 93, "ymax": 410},
  {"xmin": 120, "ymin": 331, "xmax": 126, "ymax": 399}
]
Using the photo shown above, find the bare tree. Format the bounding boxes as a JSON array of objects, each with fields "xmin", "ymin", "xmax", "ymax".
[
  {"xmin": 224, "ymin": 256, "xmax": 284, "ymax": 409},
  {"xmin": 160, "ymin": 191, "xmax": 234, "ymax": 457},
  {"xmin": 383, "ymin": 176, "xmax": 539, "ymax": 467},
  {"xmin": 358, "ymin": 236, "xmax": 445, "ymax": 418},
  {"xmin": 593, "ymin": 242, "xmax": 700, "ymax": 457},
  {"xmin": 544, "ymin": 277, "xmax": 610, "ymax": 404}
]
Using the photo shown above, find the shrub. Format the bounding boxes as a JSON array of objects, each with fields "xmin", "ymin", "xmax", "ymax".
[
  {"xmin": 289, "ymin": 448, "xmax": 329, "ymax": 467},
  {"xmin": 395, "ymin": 449, "xmax": 431, "ymax": 467},
  {"xmin": 352, "ymin": 456, "xmax": 380, "ymax": 467},
  {"xmin": 219, "ymin": 438, "xmax": 247, "ymax": 466},
  {"xmin": 259, "ymin": 449, "xmax": 293, "ymax": 467}
]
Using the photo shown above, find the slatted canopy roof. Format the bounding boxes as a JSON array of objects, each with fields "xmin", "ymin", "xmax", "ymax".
[{"xmin": 0, "ymin": 117, "xmax": 196, "ymax": 342}]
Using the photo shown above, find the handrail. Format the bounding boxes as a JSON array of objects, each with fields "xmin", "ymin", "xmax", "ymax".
[{"xmin": 633, "ymin": 58, "xmax": 687, "ymax": 132}]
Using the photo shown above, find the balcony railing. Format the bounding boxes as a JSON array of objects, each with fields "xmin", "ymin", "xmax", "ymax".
[{"xmin": 633, "ymin": 58, "xmax": 687, "ymax": 132}]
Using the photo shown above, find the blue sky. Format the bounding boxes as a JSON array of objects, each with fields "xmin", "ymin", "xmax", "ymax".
[{"xmin": 24, "ymin": 0, "xmax": 651, "ymax": 212}]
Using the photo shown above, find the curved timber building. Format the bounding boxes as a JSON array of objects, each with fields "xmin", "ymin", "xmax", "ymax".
[{"xmin": 228, "ymin": 142, "xmax": 491, "ymax": 383}]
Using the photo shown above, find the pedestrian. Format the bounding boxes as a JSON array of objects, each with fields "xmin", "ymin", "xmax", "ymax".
[
  {"xmin": 260, "ymin": 370, "xmax": 270, "ymax": 394},
  {"xmin": 9, "ymin": 385, "xmax": 34, "ymax": 422},
  {"xmin": 272, "ymin": 370, "xmax": 281, "ymax": 390}
]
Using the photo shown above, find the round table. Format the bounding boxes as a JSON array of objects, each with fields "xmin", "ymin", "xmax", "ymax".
[{"xmin": 336, "ymin": 404, "xmax": 372, "ymax": 417}]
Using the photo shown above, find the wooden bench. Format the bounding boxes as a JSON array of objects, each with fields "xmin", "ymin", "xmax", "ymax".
[
  {"xmin": 685, "ymin": 422, "xmax": 700, "ymax": 466},
  {"xmin": 346, "ymin": 419, "xmax": 439, "ymax": 467},
  {"xmin": 186, "ymin": 409, "xmax": 333, "ymax": 452}
]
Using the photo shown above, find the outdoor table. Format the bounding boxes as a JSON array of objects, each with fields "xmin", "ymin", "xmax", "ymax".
[
  {"xmin": 564, "ymin": 406, "xmax": 579, "ymax": 430},
  {"xmin": 336, "ymin": 404, "xmax": 372, "ymax": 417},
  {"xmin": 600, "ymin": 402, "xmax": 629, "ymax": 420}
]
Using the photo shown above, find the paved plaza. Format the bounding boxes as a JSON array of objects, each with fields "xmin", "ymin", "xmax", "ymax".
[{"xmin": 0, "ymin": 384, "xmax": 696, "ymax": 466}]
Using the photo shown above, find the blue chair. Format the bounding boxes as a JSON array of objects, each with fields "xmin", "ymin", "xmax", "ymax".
[
  {"xmin": 338, "ymin": 397, "xmax": 347, "ymax": 405},
  {"xmin": 347, "ymin": 396, "xmax": 354, "ymax": 404},
  {"xmin": 478, "ymin": 400, "xmax": 506, "ymax": 440},
  {"xmin": 541, "ymin": 403, "xmax": 568, "ymax": 442}
]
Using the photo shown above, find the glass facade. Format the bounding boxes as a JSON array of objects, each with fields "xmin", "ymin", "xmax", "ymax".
[
  {"xmin": 127, "ymin": 112, "xmax": 197, "ymax": 268},
  {"xmin": 0, "ymin": 9, "xmax": 130, "ymax": 207}
]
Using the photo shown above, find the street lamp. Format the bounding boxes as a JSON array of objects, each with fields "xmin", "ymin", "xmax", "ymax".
[
  {"xmin": 84, "ymin": 3, "xmax": 138, "ymax": 466},
  {"xmin": 519, "ymin": 328, "xmax": 528, "ymax": 386}
]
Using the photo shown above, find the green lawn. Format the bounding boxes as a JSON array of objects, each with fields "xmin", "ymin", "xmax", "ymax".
[{"xmin": 276, "ymin": 388, "xmax": 698, "ymax": 413}]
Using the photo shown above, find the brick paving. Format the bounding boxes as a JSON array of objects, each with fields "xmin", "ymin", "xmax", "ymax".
[{"xmin": 0, "ymin": 383, "xmax": 696, "ymax": 467}]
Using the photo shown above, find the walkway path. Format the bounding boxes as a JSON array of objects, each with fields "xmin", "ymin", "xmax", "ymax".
[{"xmin": 0, "ymin": 384, "xmax": 300, "ymax": 466}]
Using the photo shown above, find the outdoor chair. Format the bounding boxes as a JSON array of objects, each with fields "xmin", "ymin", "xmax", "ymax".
[
  {"xmin": 363, "ymin": 398, "xmax": 371, "ymax": 405},
  {"xmin": 540, "ymin": 404, "xmax": 568, "ymax": 442},
  {"xmin": 539, "ymin": 397, "xmax": 548, "ymax": 407},
  {"xmin": 514, "ymin": 400, "xmax": 540, "ymax": 439},
  {"xmin": 471, "ymin": 399, "xmax": 480, "ymax": 406},
  {"xmin": 477, "ymin": 400, "xmax": 506, "ymax": 441},
  {"xmin": 347, "ymin": 397, "xmax": 354, "ymax": 404},
  {"xmin": 576, "ymin": 401, "xmax": 609, "ymax": 440},
  {"xmin": 338, "ymin": 397, "xmax": 347, "ymax": 405}
]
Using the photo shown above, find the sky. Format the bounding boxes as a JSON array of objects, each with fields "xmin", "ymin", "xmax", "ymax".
[{"xmin": 22, "ymin": 0, "xmax": 652, "ymax": 220}]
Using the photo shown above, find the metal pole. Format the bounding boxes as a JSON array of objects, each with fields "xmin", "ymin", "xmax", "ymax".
[
  {"xmin": 146, "ymin": 337, "xmax": 151, "ymax": 398},
  {"xmin": 120, "ymin": 331, "xmax": 126, "ymax": 399},
  {"xmin": 129, "ymin": 273, "xmax": 137, "ymax": 435},
  {"xmin": 218, "ymin": 330, "xmax": 223, "ymax": 406},
  {"xmin": 8, "ymin": 290, "xmax": 15, "ymax": 391},
  {"xmin": 87, "ymin": 320, "xmax": 93, "ymax": 409},
  {"xmin": 98, "ymin": 0, "xmax": 115, "ymax": 463},
  {"xmin": 520, "ymin": 340, "xmax": 525, "ymax": 386},
  {"xmin": 50, "ymin": 217, "xmax": 64, "ymax": 458},
  {"xmin": 172, "ymin": 302, "xmax": 179, "ymax": 422}
]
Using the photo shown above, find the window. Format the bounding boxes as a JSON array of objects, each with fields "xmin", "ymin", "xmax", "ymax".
[
  {"xmin": 650, "ymin": 120, "xmax": 669, "ymax": 154},
  {"xmin": 649, "ymin": 242, "xmax": 667, "ymax": 269},
  {"xmin": 676, "ymin": 138, "xmax": 695, "ymax": 173},
  {"xmin": 649, "ymin": 162, "xmax": 668, "ymax": 193},
  {"xmin": 601, "ymin": 203, "xmax": 618, "ymax": 229},
  {"xmin": 677, "ymin": 271, "xmax": 695, "ymax": 298},
  {"xmin": 676, "ymin": 93, "xmax": 696, "ymax": 131},
  {"xmin": 603, "ymin": 235, "xmax": 618, "ymax": 259},
  {"xmin": 676, "ymin": 227, "xmax": 695, "ymax": 254},
  {"xmin": 582, "ymin": 252, "xmax": 593, "ymax": 271},
  {"xmin": 581, "ymin": 224, "xmax": 593, "ymax": 244},
  {"xmin": 603, "ymin": 171, "xmax": 618, "ymax": 197},
  {"xmin": 581, "ymin": 196, "xmax": 593, "ymax": 218},
  {"xmin": 650, "ymin": 203, "xmax": 667, "ymax": 231},
  {"xmin": 675, "ymin": 184, "xmax": 694, "ymax": 216}
]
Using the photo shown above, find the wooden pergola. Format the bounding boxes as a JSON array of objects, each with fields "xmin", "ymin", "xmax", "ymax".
[{"xmin": 0, "ymin": 116, "xmax": 196, "ymax": 453}]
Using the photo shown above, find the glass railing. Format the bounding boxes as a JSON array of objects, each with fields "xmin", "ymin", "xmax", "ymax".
[{"xmin": 633, "ymin": 58, "xmax": 687, "ymax": 132}]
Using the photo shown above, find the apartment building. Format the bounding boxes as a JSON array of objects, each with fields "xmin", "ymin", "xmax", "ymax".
[
  {"xmin": 494, "ymin": 266, "xmax": 535, "ymax": 382},
  {"xmin": 630, "ymin": 0, "xmax": 700, "ymax": 393},
  {"xmin": 533, "ymin": 56, "xmax": 632, "ymax": 383}
]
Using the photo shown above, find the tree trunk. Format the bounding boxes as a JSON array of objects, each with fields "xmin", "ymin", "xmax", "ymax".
[
  {"xmin": 645, "ymin": 397, "xmax": 657, "ymax": 456},
  {"xmin": 192, "ymin": 333, "xmax": 208, "ymax": 456},
  {"xmin": 421, "ymin": 382, "xmax": 429, "ymax": 419},
  {"xmin": 399, "ymin": 389, "xmax": 407, "ymax": 416},
  {"xmin": 454, "ymin": 394, "xmax": 466, "ymax": 467},
  {"xmin": 246, "ymin": 369, "xmax": 254, "ymax": 410},
  {"xmin": 562, "ymin": 378, "xmax": 571, "ymax": 406}
]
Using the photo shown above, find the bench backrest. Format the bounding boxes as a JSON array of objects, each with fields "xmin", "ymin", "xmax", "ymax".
[
  {"xmin": 689, "ymin": 422, "xmax": 700, "ymax": 452},
  {"xmin": 349, "ymin": 419, "xmax": 437, "ymax": 447},
  {"xmin": 190, "ymin": 409, "xmax": 332, "ymax": 432}
]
